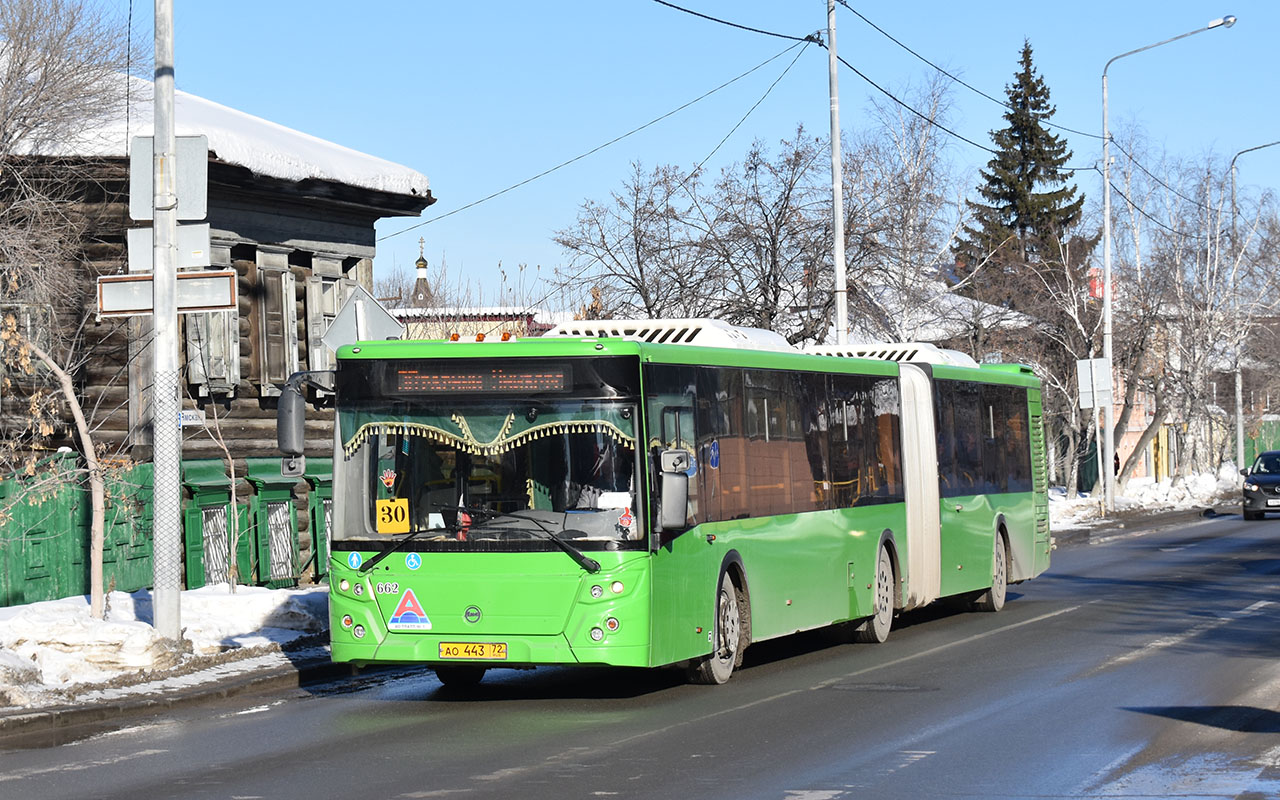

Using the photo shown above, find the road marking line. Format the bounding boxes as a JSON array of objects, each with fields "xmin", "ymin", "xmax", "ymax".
[
  {"xmin": 0, "ymin": 748, "xmax": 168, "ymax": 783},
  {"xmin": 1089, "ymin": 597, "xmax": 1275, "ymax": 675}
]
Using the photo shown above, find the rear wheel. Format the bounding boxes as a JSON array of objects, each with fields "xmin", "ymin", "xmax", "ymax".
[
  {"xmin": 434, "ymin": 665, "xmax": 487, "ymax": 687},
  {"xmin": 689, "ymin": 570, "xmax": 746, "ymax": 684},
  {"xmin": 973, "ymin": 533, "xmax": 1008, "ymax": 612},
  {"xmin": 855, "ymin": 545, "xmax": 894, "ymax": 643}
]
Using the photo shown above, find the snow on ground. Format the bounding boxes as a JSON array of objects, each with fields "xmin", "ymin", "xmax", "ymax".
[
  {"xmin": 0, "ymin": 584, "xmax": 327, "ymax": 710},
  {"xmin": 1049, "ymin": 464, "xmax": 1240, "ymax": 530},
  {"xmin": 0, "ymin": 468, "xmax": 1243, "ymax": 711}
]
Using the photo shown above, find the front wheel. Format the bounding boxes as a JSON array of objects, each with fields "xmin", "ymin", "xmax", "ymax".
[
  {"xmin": 855, "ymin": 545, "xmax": 894, "ymax": 643},
  {"xmin": 689, "ymin": 571, "xmax": 747, "ymax": 685},
  {"xmin": 973, "ymin": 534, "xmax": 1008, "ymax": 612}
]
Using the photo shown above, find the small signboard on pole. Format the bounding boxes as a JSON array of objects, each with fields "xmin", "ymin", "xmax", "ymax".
[
  {"xmin": 96, "ymin": 269, "xmax": 237, "ymax": 319},
  {"xmin": 1077, "ymin": 357, "xmax": 1113, "ymax": 410}
]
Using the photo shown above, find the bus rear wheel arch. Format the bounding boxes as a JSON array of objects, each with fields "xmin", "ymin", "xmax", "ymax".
[
  {"xmin": 973, "ymin": 528, "xmax": 1009, "ymax": 613},
  {"xmin": 688, "ymin": 567, "xmax": 750, "ymax": 685},
  {"xmin": 855, "ymin": 542, "xmax": 897, "ymax": 644}
]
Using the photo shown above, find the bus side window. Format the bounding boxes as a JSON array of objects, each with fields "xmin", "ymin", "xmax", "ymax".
[{"xmin": 644, "ymin": 364, "xmax": 699, "ymax": 530}]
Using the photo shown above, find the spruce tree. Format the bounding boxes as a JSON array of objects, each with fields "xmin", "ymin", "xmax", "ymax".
[{"xmin": 955, "ymin": 40, "xmax": 1084, "ymax": 305}]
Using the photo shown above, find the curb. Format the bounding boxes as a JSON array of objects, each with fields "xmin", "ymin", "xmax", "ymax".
[
  {"xmin": 1052, "ymin": 504, "xmax": 1232, "ymax": 549},
  {"xmin": 0, "ymin": 654, "xmax": 357, "ymax": 745}
]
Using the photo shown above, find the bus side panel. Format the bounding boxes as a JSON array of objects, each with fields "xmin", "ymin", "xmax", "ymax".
[
  {"xmin": 650, "ymin": 527, "xmax": 725, "ymax": 668},
  {"xmin": 939, "ymin": 493, "xmax": 998, "ymax": 597}
]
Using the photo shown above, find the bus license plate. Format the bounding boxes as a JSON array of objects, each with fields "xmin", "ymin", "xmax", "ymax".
[{"xmin": 438, "ymin": 642, "xmax": 507, "ymax": 660}]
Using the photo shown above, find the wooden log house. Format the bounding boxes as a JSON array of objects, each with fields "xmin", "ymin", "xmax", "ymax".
[{"xmin": 1, "ymin": 82, "xmax": 433, "ymax": 583}]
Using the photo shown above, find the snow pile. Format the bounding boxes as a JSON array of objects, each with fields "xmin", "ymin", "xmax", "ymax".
[
  {"xmin": 0, "ymin": 585, "xmax": 327, "ymax": 708},
  {"xmin": 1050, "ymin": 465, "xmax": 1239, "ymax": 530}
]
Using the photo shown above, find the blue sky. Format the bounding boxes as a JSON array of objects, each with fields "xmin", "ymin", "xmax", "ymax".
[{"xmin": 130, "ymin": 2, "xmax": 1278, "ymax": 304}]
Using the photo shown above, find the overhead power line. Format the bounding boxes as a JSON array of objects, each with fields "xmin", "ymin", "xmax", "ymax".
[
  {"xmin": 835, "ymin": 0, "xmax": 1101, "ymax": 141},
  {"xmin": 378, "ymin": 41, "xmax": 807, "ymax": 243},
  {"xmin": 651, "ymin": 0, "xmax": 818, "ymax": 44}
]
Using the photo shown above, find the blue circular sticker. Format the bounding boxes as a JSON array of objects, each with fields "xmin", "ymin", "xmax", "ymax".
[
  {"xmin": 347, "ymin": 552, "xmax": 362, "ymax": 569},
  {"xmin": 405, "ymin": 553, "xmax": 422, "ymax": 570},
  {"xmin": 709, "ymin": 440, "xmax": 721, "ymax": 469}
]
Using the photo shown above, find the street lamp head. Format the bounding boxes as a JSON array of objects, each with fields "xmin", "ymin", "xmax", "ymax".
[{"xmin": 1209, "ymin": 14, "xmax": 1237, "ymax": 29}]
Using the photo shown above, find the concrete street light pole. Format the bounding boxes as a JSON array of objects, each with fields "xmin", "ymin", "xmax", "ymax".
[
  {"xmin": 1100, "ymin": 13, "xmax": 1236, "ymax": 512},
  {"xmin": 1230, "ymin": 140, "xmax": 1280, "ymax": 474}
]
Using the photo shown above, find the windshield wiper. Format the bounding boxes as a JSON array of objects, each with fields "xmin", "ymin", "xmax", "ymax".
[
  {"xmin": 435, "ymin": 503, "xmax": 601, "ymax": 574},
  {"xmin": 357, "ymin": 527, "xmax": 438, "ymax": 573}
]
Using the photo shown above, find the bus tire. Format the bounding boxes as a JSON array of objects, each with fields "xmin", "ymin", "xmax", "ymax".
[
  {"xmin": 855, "ymin": 545, "xmax": 894, "ymax": 644},
  {"xmin": 973, "ymin": 533, "xmax": 1008, "ymax": 613},
  {"xmin": 435, "ymin": 665, "xmax": 487, "ymax": 687},
  {"xmin": 689, "ymin": 570, "xmax": 747, "ymax": 685}
]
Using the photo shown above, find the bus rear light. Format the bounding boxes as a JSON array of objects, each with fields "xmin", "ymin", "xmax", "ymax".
[
  {"xmin": 610, "ymin": 581, "xmax": 624, "ymax": 594},
  {"xmin": 590, "ymin": 627, "xmax": 604, "ymax": 642},
  {"xmin": 605, "ymin": 617, "xmax": 620, "ymax": 632}
]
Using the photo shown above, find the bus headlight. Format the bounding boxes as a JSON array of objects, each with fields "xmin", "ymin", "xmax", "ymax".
[
  {"xmin": 590, "ymin": 627, "xmax": 604, "ymax": 642},
  {"xmin": 610, "ymin": 581, "xmax": 624, "ymax": 594},
  {"xmin": 339, "ymin": 579, "xmax": 350, "ymax": 592},
  {"xmin": 590, "ymin": 585, "xmax": 604, "ymax": 598}
]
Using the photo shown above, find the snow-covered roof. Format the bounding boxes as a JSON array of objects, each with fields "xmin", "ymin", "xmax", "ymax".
[{"xmin": 25, "ymin": 75, "xmax": 430, "ymax": 198}]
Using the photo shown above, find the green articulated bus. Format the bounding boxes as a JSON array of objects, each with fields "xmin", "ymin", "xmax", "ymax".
[{"xmin": 277, "ymin": 319, "xmax": 1050, "ymax": 686}]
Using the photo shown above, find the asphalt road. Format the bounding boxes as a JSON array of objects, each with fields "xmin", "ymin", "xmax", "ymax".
[{"xmin": 3, "ymin": 515, "xmax": 1278, "ymax": 799}]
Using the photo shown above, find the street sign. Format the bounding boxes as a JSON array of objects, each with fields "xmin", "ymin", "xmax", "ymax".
[
  {"xmin": 1077, "ymin": 357, "xmax": 1113, "ymax": 409},
  {"xmin": 321, "ymin": 284, "xmax": 404, "ymax": 351},
  {"xmin": 126, "ymin": 224, "xmax": 212, "ymax": 271},
  {"xmin": 178, "ymin": 408, "xmax": 207, "ymax": 428},
  {"xmin": 129, "ymin": 135, "xmax": 209, "ymax": 221},
  {"xmin": 96, "ymin": 269, "xmax": 237, "ymax": 319}
]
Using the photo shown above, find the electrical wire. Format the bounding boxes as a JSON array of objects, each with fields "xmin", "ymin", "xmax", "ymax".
[
  {"xmin": 378, "ymin": 41, "xmax": 807, "ymax": 243},
  {"xmin": 1096, "ymin": 166, "xmax": 1200, "ymax": 240},
  {"xmin": 835, "ymin": 0, "xmax": 1101, "ymax": 141},
  {"xmin": 477, "ymin": 40, "xmax": 816, "ymax": 333},
  {"xmin": 651, "ymin": 0, "xmax": 818, "ymax": 44},
  {"xmin": 828, "ymin": 50, "xmax": 996, "ymax": 155},
  {"xmin": 1108, "ymin": 138, "xmax": 1210, "ymax": 210}
]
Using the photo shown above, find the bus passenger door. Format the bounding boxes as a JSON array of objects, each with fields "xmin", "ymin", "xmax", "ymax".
[{"xmin": 644, "ymin": 364, "xmax": 715, "ymax": 667}]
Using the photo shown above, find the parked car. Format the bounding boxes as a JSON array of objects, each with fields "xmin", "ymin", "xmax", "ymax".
[{"xmin": 1241, "ymin": 450, "xmax": 1280, "ymax": 520}]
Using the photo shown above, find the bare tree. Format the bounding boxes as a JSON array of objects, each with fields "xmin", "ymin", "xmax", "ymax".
[
  {"xmin": 553, "ymin": 162, "xmax": 715, "ymax": 319},
  {"xmin": 695, "ymin": 128, "xmax": 832, "ymax": 344},
  {"xmin": 0, "ymin": 0, "xmax": 134, "ymax": 618}
]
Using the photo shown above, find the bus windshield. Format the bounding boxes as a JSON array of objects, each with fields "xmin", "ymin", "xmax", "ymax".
[{"xmin": 337, "ymin": 398, "xmax": 643, "ymax": 550}]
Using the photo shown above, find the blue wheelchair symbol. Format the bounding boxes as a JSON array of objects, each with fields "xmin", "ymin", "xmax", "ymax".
[{"xmin": 405, "ymin": 553, "xmax": 422, "ymax": 570}]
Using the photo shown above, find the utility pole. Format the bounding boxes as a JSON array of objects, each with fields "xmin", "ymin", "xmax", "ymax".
[
  {"xmin": 151, "ymin": 0, "xmax": 182, "ymax": 641},
  {"xmin": 826, "ymin": 0, "xmax": 847, "ymax": 345}
]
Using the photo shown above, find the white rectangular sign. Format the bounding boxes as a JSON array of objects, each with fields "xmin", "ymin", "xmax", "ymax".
[
  {"xmin": 1077, "ymin": 357, "xmax": 1113, "ymax": 409},
  {"xmin": 129, "ymin": 135, "xmax": 209, "ymax": 221},
  {"xmin": 96, "ymin": 269, "xmax": 237, "ymax": 319},
  {"xmin": 126, "ymin": 224, "xmax": 212, "ymax": 272}
]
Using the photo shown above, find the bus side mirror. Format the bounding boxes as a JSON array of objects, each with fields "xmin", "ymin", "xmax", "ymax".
[
  {"xmin": 657, "ymin": 449, "xmax": 690, "ymax": 533},
  {"xmin": 277, "ymin": 381, "xmax": 306, "ymax": 457}
]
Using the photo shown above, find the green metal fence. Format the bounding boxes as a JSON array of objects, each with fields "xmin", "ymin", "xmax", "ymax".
[{"xmin": 0, "ymin": 454, "xmax": 330, "ymax": 608}]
